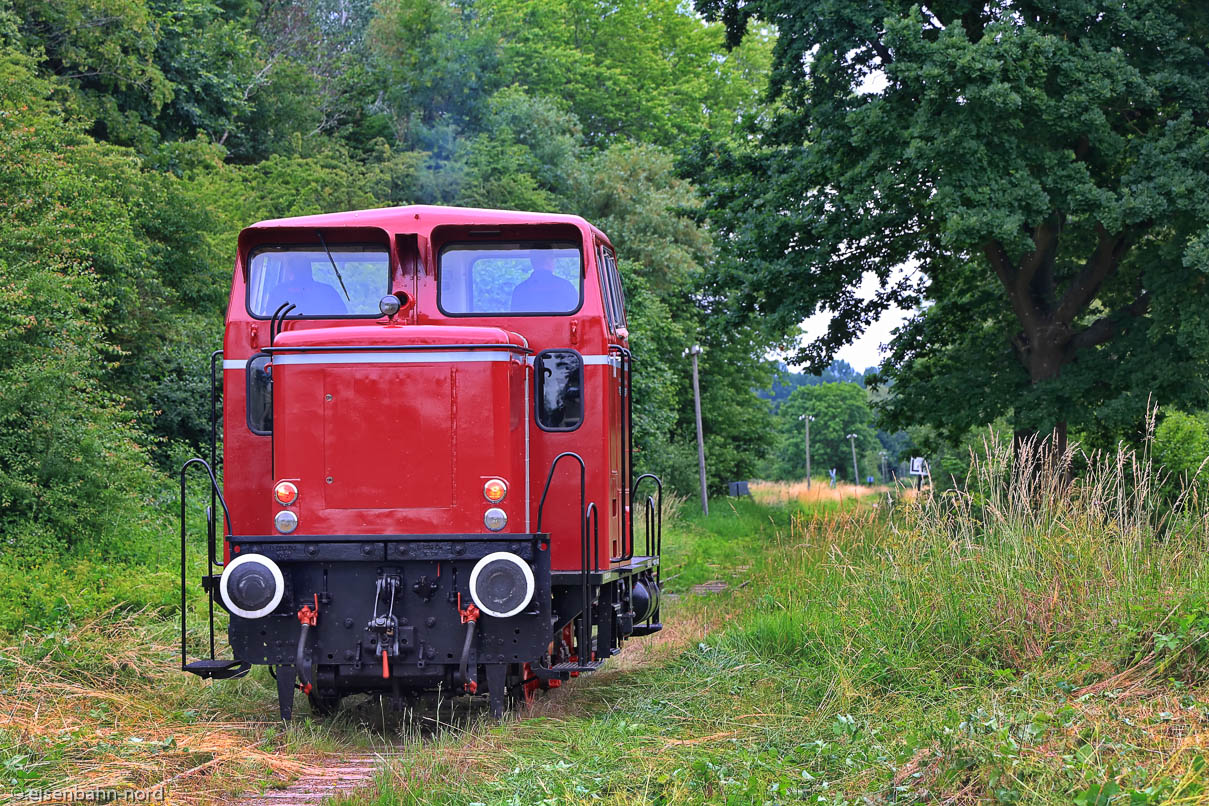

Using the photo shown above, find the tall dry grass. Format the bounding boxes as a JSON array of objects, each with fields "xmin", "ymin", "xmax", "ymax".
[
  {"xmin": 749, "ymin": 478, "xmax": 894, "ymax": 507},
  {"xmin": 0, "ymin": 609, "xmax": 362, "ymax": 804},
  {"xmin": 733, "ymin": 432, "xmax": 1209, "ymax": 693}
]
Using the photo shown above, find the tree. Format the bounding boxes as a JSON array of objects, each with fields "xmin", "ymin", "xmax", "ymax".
[
  {"xmin": 771, "ymin": 383, "xmax": 876, "ymax": 482},
  {"xmin": 478, "ymin": 0, "xmax": 772, "ymax": 148},
  {"xmin": 689, "ymin": 1, "xmax": 1209, "ymax": 448},
  {"xmin": 0, "ymin": 55, "xmax": 160, "ymax": 552},
  {"xmin": 574, "ymin": 143, "xmax": 775, "ymax": 493},
  {"xmin": 763, "ymin": 360, "xmax": 873, "ymax": 412}
]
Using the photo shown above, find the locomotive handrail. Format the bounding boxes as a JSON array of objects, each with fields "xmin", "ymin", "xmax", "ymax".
[
  {"xmin": 585, "ymin": 502, "xmax": 600, "ymax": 574},
  {"xmin": 643, "ymin": 495, "xmax": 657, "ymax": 559},
  {"xmin": 584, "ymin": 502, "xmax": 600, "ymax": 664},
  {"xmin": 261, "ymin": 343, "xmax": 533, "ymax": 354},
  {"xmin": 208, "ymin": 349, "xmax": 222, "ymax": 571},
  {"xmin": 633, "ymin": 473, "xmax": 662, "ymax": 563},
  {"xmin": 536, "ymin": 451, "xmax": 596, "ymax": 668},
  {"xmin": 608, "ymin": 345, "xmax": 634, "ymax": 561},
  {"xmin": 536, "ymin": 451, "xmax": 585, "ymax": 535},
  {"xmin": 634, "ymin": 472, "xmax": 663, "ymax": 631},
  {"xmin": 269, "ymin": 302, "xmax": 295, "ymax": 346},
  {"xmin": 179, "ymin": 457, "xmax": 234, "ymax": 667}
]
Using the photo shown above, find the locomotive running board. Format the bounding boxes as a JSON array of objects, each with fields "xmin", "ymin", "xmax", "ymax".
[
  {"xmin": 550, "ymin": 555, "xmax": 658, "ymax": 586},
  {"xmin": 630, "ymin": 623, "xmax": 663, "ymax": 637}
]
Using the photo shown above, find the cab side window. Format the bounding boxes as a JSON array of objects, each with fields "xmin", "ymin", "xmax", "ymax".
[
  {"xmin": 246, "ymin": 354, "xmax": 273, "ymax": 434},
  {"xmin": 438, "ymin": 242, "xmax": 583, "ymax": 315},
  {"xmin": 597, "ymin": 246, "xmax": 626, "ymax": 331},
  {"xmin": 534, "ymin": 349, "xmax": 584, "ymax": 431}
]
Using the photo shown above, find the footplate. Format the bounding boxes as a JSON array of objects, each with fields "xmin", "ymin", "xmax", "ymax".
[
  {"xmin": 183, "ymin": 659, "xmax": 251, "ymax": 679},
  {"xmin": 530, "ymin": 658, "xmax": 604, "ymax": 680}
]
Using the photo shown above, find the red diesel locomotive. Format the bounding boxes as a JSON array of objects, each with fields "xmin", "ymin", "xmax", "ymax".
[{"xmin": 178, "ymin": 205, "xmax": 662, "ymax": 720}]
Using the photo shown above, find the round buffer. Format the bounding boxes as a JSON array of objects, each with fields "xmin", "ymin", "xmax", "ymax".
[
  {"xmin": 219, "ymin": 553, "xmax": 285, "ymax": 619},
  {"xmin": 468, "ymin": 552, "xmax": 535, "ymax": 618}
]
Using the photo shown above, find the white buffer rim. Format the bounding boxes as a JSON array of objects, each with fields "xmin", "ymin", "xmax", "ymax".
[
  {"xmin": 468, "ymin": 551, "xmax": 535, "ymax": 618},
  {"xmin": 219, "ymin": 553, "xmax": 285, "ymax": 619}
]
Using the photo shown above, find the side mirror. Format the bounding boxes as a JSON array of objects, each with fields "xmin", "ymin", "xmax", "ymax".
[{"xmin": 534, "ymin": 349, "xmax": 584, "ymax": 431}]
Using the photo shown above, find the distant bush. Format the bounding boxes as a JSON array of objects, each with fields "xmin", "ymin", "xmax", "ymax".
[{"xmin": 1153, "ymin": 409, "xmax": 1209, "ymax": 497}]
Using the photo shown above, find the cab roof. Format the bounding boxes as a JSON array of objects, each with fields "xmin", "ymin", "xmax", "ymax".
[{"xmin": 247, "ymin": 204, "xmax": 609, "ymax": 243}]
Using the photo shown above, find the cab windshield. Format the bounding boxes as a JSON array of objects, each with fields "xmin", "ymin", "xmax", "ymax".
[
  {"xmin": 439, "ymin": 242, "xmax": 582, "ymax": 315},
  {"xmin": 247, "ymin": 245, "xmax": 390, "ymax": 318}
]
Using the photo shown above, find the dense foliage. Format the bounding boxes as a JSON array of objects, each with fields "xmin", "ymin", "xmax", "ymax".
[
  {"xmin": 0, "ymin": 0, "xmax": 783, "ymax": 554},
  {"xmin": 8, "ymin": 0, "xmax": 1209, "ymax": 553},
  {"xmin": 689, "ymin": 0, "xmax": 1209, "ymax": 451}
]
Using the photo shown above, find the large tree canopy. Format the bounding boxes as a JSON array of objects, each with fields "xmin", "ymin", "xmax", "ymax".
[{"xmin": 689, "ymin": 0, "xmax": 1209, "ymax": 444}]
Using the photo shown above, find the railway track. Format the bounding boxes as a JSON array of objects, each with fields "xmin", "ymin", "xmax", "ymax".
[{"xmin": 235, "ymin": 753, "xmax": 392, "ymax": 806}]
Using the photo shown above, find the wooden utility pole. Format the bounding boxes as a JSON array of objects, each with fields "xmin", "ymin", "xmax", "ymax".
[
  {"xmin": 687, "ymin": 345, "xmax": 708, "ymax": 516},
  {"xmin": 800, "ymin": 414, "xmax": 814, "ymax": 489},
  {"xmin": 847, "ymin": 433, "xmax": 859, "ymax": 484}
]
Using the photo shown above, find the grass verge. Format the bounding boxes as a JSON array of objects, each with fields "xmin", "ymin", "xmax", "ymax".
[
  {"xmin": 349, "ymin": 441, "xmax": 1209, "ymax": 805},
  {"xmin": 6, "ymin": 438, "xmax": 1209, "ymax": 804}
]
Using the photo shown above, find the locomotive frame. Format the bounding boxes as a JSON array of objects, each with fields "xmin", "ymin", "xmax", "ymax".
[{"xmin": 177, "ymin": 206, "xmax": 663, "ymax": 720}]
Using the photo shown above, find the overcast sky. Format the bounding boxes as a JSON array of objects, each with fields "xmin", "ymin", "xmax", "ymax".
[
  {"xmin": 780, "ymin": 268, "xmax": 916, "ymax": 375},
  {"xmin": 797, "ymin": 304, "xmax": 911, "ymax": 373}
]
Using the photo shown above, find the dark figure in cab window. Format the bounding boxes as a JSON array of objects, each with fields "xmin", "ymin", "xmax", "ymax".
[
  {"xmin": 511, "ymin": 252, "xmax": 578, "ymax": 313},
  {"xmin": 268, "ymin": 258, "xmax": 347, "ymax": 316}
]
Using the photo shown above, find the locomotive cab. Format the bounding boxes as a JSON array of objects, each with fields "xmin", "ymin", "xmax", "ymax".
[{"xmin": 178, "ymin": 206, "xmax": 662, "ymax": 720}]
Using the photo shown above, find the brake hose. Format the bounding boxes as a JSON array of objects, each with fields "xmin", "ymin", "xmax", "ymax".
[
  {"xmin": 458, "ymin": 602, "xmax": 480, "ymax": 688},
  {"xmin": 296, "ymin": 622, "xmax": 313, "ymax": 693},
  {"xmin": 458, "ymin": 619, "xmax": 476, "ymax": 684}
]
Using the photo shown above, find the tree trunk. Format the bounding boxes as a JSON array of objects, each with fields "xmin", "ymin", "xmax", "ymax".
[{"xmin": 1014, "ymin": 326, "xmax": 1071, "ymax": 483}]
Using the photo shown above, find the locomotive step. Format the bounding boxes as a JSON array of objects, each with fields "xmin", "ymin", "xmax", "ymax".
[
  {"xmin": 528, "ymin": 658, "xmax": 605, "ymax": 680},
  {"xmin": 183, "ymin": 659, "xmax": 252, "ymax": 679},
  {"xmin": 548, "ymin": 659, "xmax": 605, "ymax": 673},
  {"xmin": 630, "ymin": 622, "xmax": 663, "ymax": 637}
]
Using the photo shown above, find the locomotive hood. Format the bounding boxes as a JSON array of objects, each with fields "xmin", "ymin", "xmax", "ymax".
[
  {"xmin": 267, "ymin": 324, "xmax": 530, "ymax": 535},
  {"xmin": 270, "ymin": 324, "xmax": 529, "ymax": 352}
]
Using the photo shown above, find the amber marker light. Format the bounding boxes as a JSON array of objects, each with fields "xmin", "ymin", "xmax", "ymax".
[
  {"xmin": 483, "ymin": 478, "xmax": 508, "ymax": 503},
  {"xmin": 274, "ymin": 481, "xmax": 299, "ymax": 506}
]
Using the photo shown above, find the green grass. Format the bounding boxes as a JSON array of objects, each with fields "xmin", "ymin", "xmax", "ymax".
[
  {"xmin": 346, "ymin": 444, "xmax": 1209, "ymax": 805},
  {"xmin": 6, "ymin": 442, "xmax": 1209, "ymax": 804}
]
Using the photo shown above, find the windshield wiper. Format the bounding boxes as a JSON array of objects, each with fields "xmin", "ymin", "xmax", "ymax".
[{"xmin": 316, "ymin": 231, "xmax": 351, "ymax": 302}]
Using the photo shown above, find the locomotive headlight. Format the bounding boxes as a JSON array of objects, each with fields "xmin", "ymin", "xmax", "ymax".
[
  {"xmin": 483, "ymin": 507, "xmax": 507, "ymax": 532},
  {"xmin": 219, "ymin": 554, "xmax": 284, "ymax": 619},
  {"xmin": 274, "ymin": 509, "xmax": 299, "ymax": 534},
  {"xmin": 469, "ymin": 552, "xmax": 535, "ymax": 618},
  {"xmin": 483, "ymin": 478, "xmax": 508, "ymax": 503},
  {"xmin": 274, "ymin": 480, "xmax": 298, "ymax": 506}
]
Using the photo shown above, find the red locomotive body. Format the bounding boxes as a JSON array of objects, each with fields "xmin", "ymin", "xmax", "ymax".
[{"xmin": 178, "ymin": 205, "xmax": 662, "ymax": 719}]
